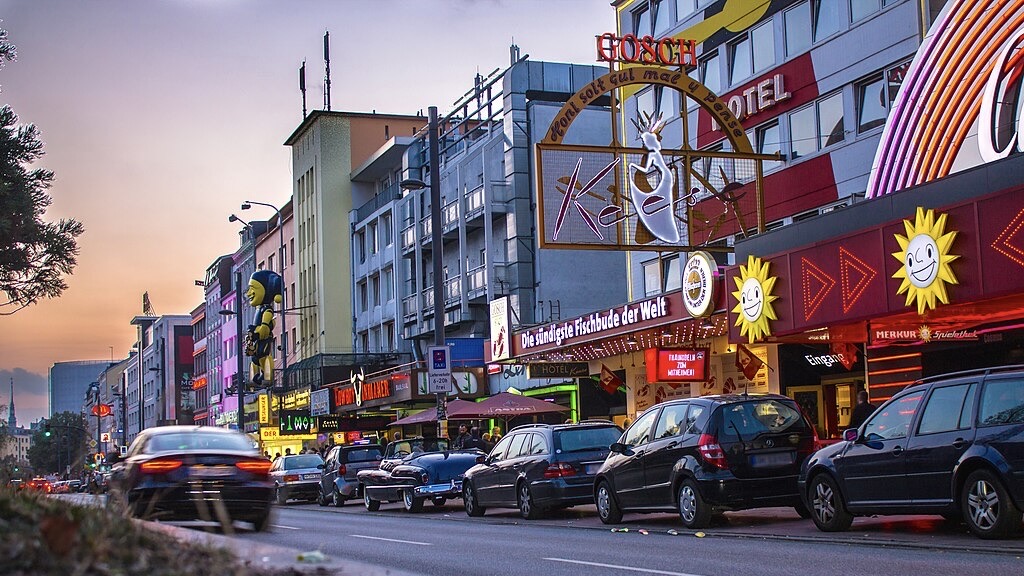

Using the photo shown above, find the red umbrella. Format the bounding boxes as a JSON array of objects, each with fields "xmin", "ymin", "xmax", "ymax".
[
  {"xmin": 392, "ymin": 399, "xmax": 475, "ymax": 426},
  {"xmin": 447, "ymin": 392, "xmax": 569, "ymax": 419}
]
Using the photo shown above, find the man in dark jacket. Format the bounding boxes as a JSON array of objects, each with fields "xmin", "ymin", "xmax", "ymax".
[
  {"xmin": 849, "ymin": 390, "xmax": 877, "ymax": 430},
  {"xmin": 452, "ymin": 424, "xmax": 472, "ymax": 449}
]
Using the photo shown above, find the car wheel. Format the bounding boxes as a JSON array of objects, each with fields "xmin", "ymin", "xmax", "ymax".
[
  {"xmin": 518, "ymin": 482, "xmax": 542, "ymax": 520},
  {"xmin": 962, "ymin": 469, "xmax": 1023, "ymax": 539},
  {"xmin": 596, "ymin": 481, "xmax": 622, "ymax": 525},
  {"xmin": 463, "ymin": 482, "xmax": 485, "ymax": 517},
  {"xmin": 403, "ymin": 489, "xmax": 423, "ymax": 513},
  {"xmin": 794, "ymin": 500, "xmax": 812, "ymax": 519},
  {"xmin": 431, "ymin": 497, "xmax": 447, "ymax": 507},
  {"xmin": 332, "ymin": 486, "xmax": 345, "ymax": 507},
  {"xmin": 677, "ymin": 479, "xmax": 712, "ymax": 529},
  {"xmin": 363, "ymin": 486, "xmax": 380, "ymax": 511},
  {"xmin": 317, "ymin": 486, "xmax": 328, "ymax": 507},
  {"xmin": 808, "ymin": 474, "xmax": 853, "ymax": 532},
  {"xmin": 251, "ymin": 511, "xmax": 272, "ymax": 532}
]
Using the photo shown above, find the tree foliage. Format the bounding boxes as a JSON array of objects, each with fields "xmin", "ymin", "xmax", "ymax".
[
  {"xmin": 0, "ymin": 27, "xmax": 84, "ymax": 315},
  {"xmin": 28, "ymin": 411, "xmax": 89, "ymax": 476}
]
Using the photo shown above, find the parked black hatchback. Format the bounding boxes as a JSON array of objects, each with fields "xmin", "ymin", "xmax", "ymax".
[
  {"xmin": 594, "ymin": 394, "xmax": 817, "ymax": 528},
  {"xmin": 799, "ymin": 365, "xmax": 1024, "ymax": 539},
  {"xmin": 462, "ymin": 421, "xmax": 622, "ymax": 519}
]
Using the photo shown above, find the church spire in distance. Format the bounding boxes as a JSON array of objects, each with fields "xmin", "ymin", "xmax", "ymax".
[{"xmin": 7, "ymin": 377, "xmax": 15, "ymax": 430}]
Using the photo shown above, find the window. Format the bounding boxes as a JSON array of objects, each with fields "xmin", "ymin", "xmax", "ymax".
[
  {"xmin": 359, "ymin": 281, "xmax": 368, "ymax": 311},
  {"xmin": 507, "ymin": 434, "xmax": 529, "ymax": 459},
  {"xmin": 784, "ymin": 2, "xmax": 812, "ymax": 57},
  {"xmin": 856, "ymin": 60, "xmax": 912, "ymax": 133},
  {"xmin": 728, "ymin": 22, "xmax": 774, "ymax": 86},
  {"xmin": 369, "ymin": 222, "xmax": 378, "ymax": 254},
  {"xmin": 850, "ymin": 0, "xmax": 880, "ymax": 22},
  {"xmin": 684, "ymin": 404, "xmax": 706, "ymax": 434},
  {"xmin": 623, "ymin": 409, "xmax": 659, "ymax": 447},
  {"xmin": 633, "ymin": 4, "xmax": 651, "ymax": 35},
  {"xmin": 700, "ymin": 53, "xmax": 721, "ymax": 96},
  {"xmin": 383, "ymin": 267, "xmax": 394, "ymax": 302},
  {"xmin": 357, "ymin": 231, "xmax": 366, "ymax": 263},
  {"xmin": 978, "ymin": 378, "xmax": 1024, "ymax": 426},
  {"xmin": 382, "ymin": 214, "xmax": 393, "ymax": 246},
  {"xmin": 814, "ymin": 0, "xmax": 843, "ymax": 42},
  {"xmin": 663, "ymin": 256, "xmax": 681, "ymax": 292},
  {"xmin": 371, "ymin": 275, "xmax": 380, "ymax": 308},
  {"xmin": 529, "ymin": 434, "xmax": 547, "ymax": 455},
  {"xmin": 788, "ymin": 92, "xmax": 845, "ymax": 160},
  {"xmin": 636, "ymin": 87, "xmax": 662, "ymax": 127},
  {"xmin": 918, "ymin": 383, "xmax": 976, "ymax": 435},
  {"xmin": 488, "ymin": 434, "xmax": 515, "ymax": 461},
  {"xmin": 754, "ymin": 120, "xmax": 783, "ymax": 171},
  {"xmin": 643, "ymin": 260, "xmax": 661, "ymax": 297},
  {"xmin": 655, "ymin": 403, "xmax": 689, "ymax": 439},
  {"xmin": 864, "ymin": 391, "xmax": 923, "ymax": 440}
]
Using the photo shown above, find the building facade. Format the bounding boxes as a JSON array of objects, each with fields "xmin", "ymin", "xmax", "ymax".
[{"xmin": 48, "ymin": 360, "xmax": 111, "ymax": 417}]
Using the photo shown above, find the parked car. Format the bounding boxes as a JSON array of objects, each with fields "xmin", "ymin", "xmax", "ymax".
[
  {"xmin": 594, "ymin": 394, "xmax": 818, "ymax": 528},
  {"xmin": 800, "ymin": 365, "xmax": 1024, "ymax": 539},
  {"xmin": 358, "ymin": 437, "xmax": 483, "ymax": 512},
  {"xmin": 269, "ymin": 453, "xmax": 324, "ymax": 504},
  {"xmin": 317, "ymin": 443, "xmax": 383, "ymax": 506},
  {"xmin": 462, "ymin": 421, "xmax": 622, "ymax": 519},
  {"xmin": 107, "ymin": 425, "xmax": 274, "ymax": 531}
]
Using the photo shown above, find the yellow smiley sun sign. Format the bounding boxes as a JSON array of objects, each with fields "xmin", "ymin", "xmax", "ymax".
[
  {"xmin": 892, "ymin": 207, "xmax": 959, "ymax": 315},
  {"xmin": 732, "ymin": 255, "xmax": 778, "ymax": 343}
]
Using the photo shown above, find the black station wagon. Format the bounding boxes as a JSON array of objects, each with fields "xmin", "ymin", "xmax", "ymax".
[
  {"xmin": 594, "ymin": 394, "xmax": 818, "ymax": 528},
  {"xmin": 799, "ymin": 365, "xmax": 1024, "ymax": 539}
]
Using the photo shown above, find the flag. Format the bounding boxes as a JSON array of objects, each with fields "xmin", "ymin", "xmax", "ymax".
[
  {"xmin": 599, "ymin": 364, "xmax": 624, "ymax": 395},
  {"xmin": 735, "ymin": 343, "xmax": 764, "ymax": 380},
  {"xmin": 830, "ymin": 342, "xmax": 859, "ymax": 371}
]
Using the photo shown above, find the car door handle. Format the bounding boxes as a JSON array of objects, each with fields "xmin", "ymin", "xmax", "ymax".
[
  {"xmin": 952, "ymin": 439, "xmax": 966, "ymax": 450},
  {"xmin": 666, "ymin": 441, "xmax": 679, "ymax": 449},
  {"xmin": 891, "ymin": 446, "xmax": 903, "ymax": 455},
  {"xmin": 633, "ymin": 450, "xmax": 645, "ymax": 459}
]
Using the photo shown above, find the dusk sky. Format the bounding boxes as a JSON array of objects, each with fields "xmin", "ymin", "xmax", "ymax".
[{"xmin": 0, "ymin": 0, "xmax": 615, "ymax": 424}]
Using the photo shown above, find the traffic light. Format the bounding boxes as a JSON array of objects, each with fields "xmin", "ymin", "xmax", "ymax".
[{"xmin": 44, "ymin": 421, "xmax": 51, "ymax": 437}]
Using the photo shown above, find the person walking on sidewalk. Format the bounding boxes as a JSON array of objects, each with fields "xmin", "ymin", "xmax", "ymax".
[{"xmin": 849, "ymin": 390, "xmax": 876, "ymax": 430}]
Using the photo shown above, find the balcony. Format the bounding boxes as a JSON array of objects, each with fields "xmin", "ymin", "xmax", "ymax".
[
  {"xmin": 445, "ymin": 275, "xmax": 461, "ymax": 306},
  {"xmin": 401, "ymin": 223, "xmax": 416, "ymax": 253},
  {"xmin": 442, "ymin": 199, "xmax": 460, "ymax": 238},
  {"xmin": 402, "ymin": 294, "xmax": 417, "ymax": 323},
  {"xmin": 420, "ymin": 216, "xmax": 433, "ymax": 249},
  {"xmin": 466, "ymin": 262, "xmax": 506, "ymax": 302}
]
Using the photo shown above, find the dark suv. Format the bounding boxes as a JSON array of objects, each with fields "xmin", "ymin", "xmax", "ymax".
[
  {"xmin": 594, "ymin": 394, "xmax": 818, "ymax": 528},
  {"xmin": 461, "ymin": 421, "xmax": 622, "ymax": 519},
  {"xmin": 318, "ymin": 443, "xmax": 383, "ymax": 506},
  {"xmin": 799, "ymin": 365, "xmax": 1024, "ymax": 539}
]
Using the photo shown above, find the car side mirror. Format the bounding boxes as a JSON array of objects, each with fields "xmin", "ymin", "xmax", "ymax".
[
  {"xmin": 843, "ymin": 428, "xmax": 860, "ymax": 442},
  {"xmin": 476, "ymin": 455, "xmax": 486, "ymax": 464},
  {"xmin": 610, "ymin": 442, "xmax": 634, "ymax": 456}
]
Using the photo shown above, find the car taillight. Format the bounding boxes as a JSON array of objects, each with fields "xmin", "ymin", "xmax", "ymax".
[
  {"xmin": 338, "ymin": 464, "xmax": 347, "ymax": 476},
  {"xmin": 140, "ymin": 459, "xmax": 183, "ymax": 474},
  {"xmin": 543, "ymin": 462, "xmax": 576, "ymax": 479},
  {"xmin": 283, "ymin": 474, "xmax": 299, "ymax": 482},
  {"xmin": 236, "ymin": 460, "xmax": 273, "ymax": 475},
  {"xmin": 698, "ymin": 434, "xmax": 729, "ymax": 470}
]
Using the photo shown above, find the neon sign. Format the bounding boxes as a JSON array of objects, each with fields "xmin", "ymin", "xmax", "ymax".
[{"xmin": 596, "ymin": 32, "xmax": 697, "ymax": 67}]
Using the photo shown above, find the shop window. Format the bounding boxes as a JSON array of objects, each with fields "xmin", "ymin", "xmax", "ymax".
[
  {"xmin": 814, "ymin": 0, "xmax": 844, "ymax": 42},
  {"xmin": 784, "ymin": 1, "xmax": 812, "ymax": 57}
]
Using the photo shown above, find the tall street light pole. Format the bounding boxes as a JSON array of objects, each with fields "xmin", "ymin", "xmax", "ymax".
[
  {"xmin": 402, "ymin": 106, "xmax": 446, "ymax": 438},
  {"xmin": 227, "ymin": 214, "xmax": 250, "ymax": 432},
  {"xmin": 241, "ymin": 200, "xmax": 287, "ymax": 394}
]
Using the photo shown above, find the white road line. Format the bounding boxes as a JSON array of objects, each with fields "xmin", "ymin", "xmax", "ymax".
[
  {"xmin": 349, "ymin": 534, "xmax": 432, "ymax": 546},
  {"xmin": 544, "ymin": 558, "xmax": 703, "ymax": 576},
  {"xmin": 271, "ymin": 524, "xmax": 301, "ymax": 530}
]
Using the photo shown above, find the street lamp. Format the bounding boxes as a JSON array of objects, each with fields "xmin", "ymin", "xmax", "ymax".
[
  {"xmin": 401, "ymin": 105, "xmax": 446, "ymax": 438},
  {"xmin": 241, "ymin": 200, "xmax": 287, "ymax": 392}
]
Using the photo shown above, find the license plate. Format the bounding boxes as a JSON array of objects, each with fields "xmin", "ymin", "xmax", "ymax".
[
  {"xmin": 190, "ymin": 466, "xmax": 234, "ymax": 478},
  {"xmin": 750, "ymin": 453, "xmax": 793, "ymax": 468},
  {"xmin": 302, "ymin": 473, "xmax": 320, "ymax": 480},
  {"xmin": 585, "ymin": 464, "xmax": 600, "ymax": 475}
]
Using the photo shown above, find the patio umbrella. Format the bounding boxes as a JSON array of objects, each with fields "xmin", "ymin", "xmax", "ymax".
[
  {"xmin": 391, "ymin": 398, "xmax": 475, "ymax": 426},
  {"xmin": 447, "ymin": 392, "xmax": 569, "ymax": 419}
]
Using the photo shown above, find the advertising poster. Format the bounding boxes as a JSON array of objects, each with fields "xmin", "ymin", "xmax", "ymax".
[{"xmin": 721, "ymin": 345, "xmax": 769, "ymax": 394}]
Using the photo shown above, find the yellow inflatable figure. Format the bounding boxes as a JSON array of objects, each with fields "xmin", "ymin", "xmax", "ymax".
[{"xmin": 244, "ymin": 270, "xmax": 283, "ymax": 387}]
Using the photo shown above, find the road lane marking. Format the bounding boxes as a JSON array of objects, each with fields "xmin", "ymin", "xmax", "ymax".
[
  {"xmin": 271, "ymin": 524, "xmax": 301, "ymax": 530},
  {"xmin": 349, "ymin": 534, "xmax": 432, "ymax": 546},
  {"xmin": 544, "ymin": 558, "xmax": 703, "ymax": 576}
]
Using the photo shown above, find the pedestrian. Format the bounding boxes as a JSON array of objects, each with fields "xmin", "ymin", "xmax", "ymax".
[
  {"xmin": 464, "ymin": 426, "xmax": 486, "ymax": 450},
  {"xmin": 490, "ymin": 426, "xmax": 503, "ymax": 443},
  {"xmin": 453, "ymin": 424, "xmax": 472, "ymax": 449},
  {"xmin": 285, "ymin": 447, "xmax": 293, "ymax": 456},
  {"xmin": 273, "ymin": 452, "xmax": 281, "ymax": 461},
  {"xmin": 849, "ymin": 390, "xmax": 877, "ymax": 430},
  {"xmin": 263, "ymin": 450, "xmax": 271, "ymax": 460},
  {"xmin": 393, "ymin": 431, "xmax": 402, "ymax": 441}
]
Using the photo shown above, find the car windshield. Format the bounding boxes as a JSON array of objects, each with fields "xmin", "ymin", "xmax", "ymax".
[
  {"xmin": 283, "ymin": 454, "xmax": 323, "ymax": 469},
  {"xmin": 556, "ymin": 426, "xmax": 623, "ymax": 452},
  {"xmin": 148, "ymin": 431, "xmax": 256, "ymax": 453},
  {"xmin": 718, "ymin": 400, "xmax": 808, "ymax": 440},
  {"xmin": 344, "ymin": 448, "xmax": 382, "ymax": 462},
  {"xmin": 391, "ymin": 438, "xmax": 449, "ymax": 456}
]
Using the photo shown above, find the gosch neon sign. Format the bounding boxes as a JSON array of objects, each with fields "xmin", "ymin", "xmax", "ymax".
[{"xmin": 596, "ymin": 33, "xmax": 697, "ymax": 67}]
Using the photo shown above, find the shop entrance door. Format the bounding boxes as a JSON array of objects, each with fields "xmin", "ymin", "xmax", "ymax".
[{"xmin": 787, "ymin": 386, "xmax": 824, "ymax": 439}]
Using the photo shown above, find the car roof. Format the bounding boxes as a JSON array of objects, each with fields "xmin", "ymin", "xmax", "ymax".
[
  {"xmin": 915, "ymin": 364, "xmax": 1024, "ymax": 385},
  {"xmin": 508, "ymin": 421, "xmax": 620, "ymax": 434}
]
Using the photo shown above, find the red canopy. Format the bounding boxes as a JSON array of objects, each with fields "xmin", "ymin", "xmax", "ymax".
[
  {"xmin": 446, "ymin": 392, "xmax": 569, "ymax": 419},
  {"xmin": 391, "ymin": 399, "xmax": 475, "ymax": 426}
]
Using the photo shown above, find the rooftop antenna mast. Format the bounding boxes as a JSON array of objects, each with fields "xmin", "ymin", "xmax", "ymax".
[
  {"xmin": 299, "ymin": 60, "xmax": 307, "ymax": 118},
  {"xmin": 323, "ymin": 30, "xmax": 332, "ymax": 111}
]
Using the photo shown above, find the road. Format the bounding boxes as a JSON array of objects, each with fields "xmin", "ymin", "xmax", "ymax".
[{"xmin": 228, "ymin": 499, "xmax": 1024, "ymax": 576}]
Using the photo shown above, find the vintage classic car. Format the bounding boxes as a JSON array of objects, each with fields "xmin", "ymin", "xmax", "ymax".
[{"xmin": 357, "ymin": 437, "xmax": 485, "ymax": 512}]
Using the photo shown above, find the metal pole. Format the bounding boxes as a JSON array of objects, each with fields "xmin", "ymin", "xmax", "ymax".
[
  {"xmin": 236, "ymin": 270, "xmax": 246, "ymax": 431},
  {"xmin": 428, "ymin": 105, "xmax": 446, "ymax": 439}
]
